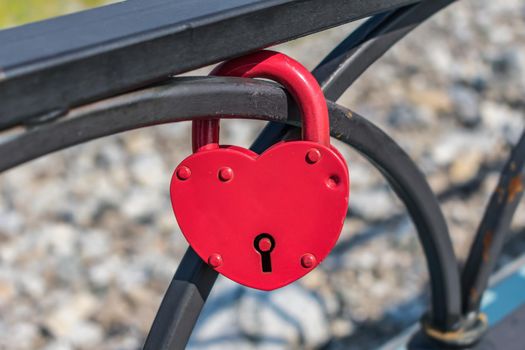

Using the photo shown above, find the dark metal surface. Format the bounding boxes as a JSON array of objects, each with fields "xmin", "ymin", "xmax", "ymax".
[
  {"xmin": 0, "ymin": 0, "xmax": 420, "ymax": 129},
  {"xmin": 0, "ymin": 76, "xmax": 460, "ymax": 340},
  {"xmin": 462, "ymin": 131, "xmax": 525, "ymax": 315},
  {"xmin": 0, "ymin": 77, "xmax": 289, "ymax": 173},
  {"xmin": 143, "ymin": 248, "xmax": 217, "ymax": 350}
]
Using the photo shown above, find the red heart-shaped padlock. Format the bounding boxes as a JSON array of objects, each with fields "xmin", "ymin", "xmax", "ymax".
[
  {"xmin": 171, "ymin": 50, "xmax": 350, "ymax": 290},
  {"xmin": 171, "ymin": 141, "xmax": 348, "ymax": 290}
]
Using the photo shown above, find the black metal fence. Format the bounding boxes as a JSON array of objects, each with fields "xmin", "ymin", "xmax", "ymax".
[{"xmin": 0, "ymin": 0, "xmax": 523, "ymax": 349}]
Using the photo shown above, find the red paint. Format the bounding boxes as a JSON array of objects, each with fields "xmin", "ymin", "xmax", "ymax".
[
  {"xmin": 171, "ymin": 142, "xmax": 349, "ymax": 290},
  {"xmin": 192, "ymin": 50, "xmax": 330, "ymax": 150},
  {"xmin": 171, "ymin": 50, "xmax": 350, "ymax": 291}
]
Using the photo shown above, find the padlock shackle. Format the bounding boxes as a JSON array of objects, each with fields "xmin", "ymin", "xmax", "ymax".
[{"xmin": 192, "ymin": 50, "xmax": 330, "ymax": 152}]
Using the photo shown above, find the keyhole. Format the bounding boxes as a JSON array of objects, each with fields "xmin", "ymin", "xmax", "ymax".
[{"xmin": 254, "ymin": 233, "xmax": 275, "ymax": 273}]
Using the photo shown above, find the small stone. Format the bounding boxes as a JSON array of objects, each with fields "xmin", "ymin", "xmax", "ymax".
[
  {"xmin": 427, "ymin": 173, "xmax": 450, "ymax": 194},
  {"xmin": 121, "ymin": 189, "xmax": 165, "ymax": 221},
  {"xmin": 40, "ymin": 224, "xmax": 76, "ymax": 257},
  {"xmin": 353, "ymin": 250, "xmax": 378, "ymax": 270},
  {"xmin": 238, "ymin": 285, "xmax": 330, "ymax": 347},
  {"xmin": 349, "ymin": 187, "xmax": 400, "ymax": 221},
  {"xmin": 331, "ymin": 318, "xmax": 354, "ymax": 338},
  {"xmin": 432, "ymin": 130, "xmax": 496, "ymax": 166},
  {"xmin": 387, "ymin": 103, "xmax": 434, "ymax": 130},
  {"xmin": 66, "ymin": 321, "xmax": 104, "ymax": 349},
  {"xmin": 409, "ymin": 89, "xmax": 452, "ymax": 113},
  {"xmin": 10, "ymin": 322, "xmax": 41, "ymax": 350},
  {"xmin": 347, "ymin": 162, "xmax": 381, "ymax": 189},
  {"xmin": 0, "ymin": 279, "xmax": 16, "ymax": 304},
  {"xmin": 79, "ymin": 229, "xmax": 111, "ymax": 260},
  {"xmin": 0, "ymin": 212, "xmax": 23, "ymax": 237},
  {"xmin": 449, "ymin": 85, "xmax": 480, "ymax": 127},
  {"xmin": 19, "ymin": 272, "xmax": 46, "ymax": 299},
  {"xmin": 131, "ymin": 154, "xmax": 167, "ymax": 189},
  {"xmin": 448, "ymin": 151, "xmax": 483, "ymax": 184},
  {"xmin": 42, "ymin": 341, "xmax": 73, "ymax": 350},
  {"xmin": 115, "ymin": 264, "xmax": 148, "ymax": 292},
  {"xmin": 88, "ymin": 257, "xmax": 121, "ymax": 287},
  {"xmin": 44, "ymin": 293, "xmax": 99, "ymax": 338},
  {"xmin": 481, "ymin": 101, "xmax": 524, "ymax": 144},
  {"xmin": 300, "ymin": 268, "xmax": 326, "ymax": 289}
]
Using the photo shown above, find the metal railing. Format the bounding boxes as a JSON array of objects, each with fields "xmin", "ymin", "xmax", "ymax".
[{"xmin": 1, "ymin": 0, "xmax": 523, "ymax": 348}]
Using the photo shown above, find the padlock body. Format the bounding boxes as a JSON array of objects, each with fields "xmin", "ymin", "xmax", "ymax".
[{"xmin": 170, "ymin": 141, "xmax": 349, "ymax": 291}]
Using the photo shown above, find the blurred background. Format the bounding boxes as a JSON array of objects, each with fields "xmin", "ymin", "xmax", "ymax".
[{"xmin": 0, "ymin": 0, "xmax": 524, "ymax": 349}]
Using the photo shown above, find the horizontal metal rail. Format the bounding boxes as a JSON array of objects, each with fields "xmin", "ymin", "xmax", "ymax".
[{"xmin": 0, "ymin": 0, "xmax": 419, "ymax": 129}]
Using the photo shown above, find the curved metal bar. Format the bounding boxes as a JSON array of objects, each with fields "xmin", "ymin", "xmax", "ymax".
[
  {"xmin": 314, "ymin": 0, "xmax": 456, "ymax": 101},
  {"xmin": 0, "ymin": 77, "xmax": 461, "ymax": 336},
  {"xmin": 252, "ymin": 0, "xmax": 455, "ymax": 151},
  {"xmin": 0, "ymin": 77, "xmax": 290, "ymax": 173},
  {"xmin": 329, "ymin": 102, "xmax": 460, "ymax": 332},
  {"xmin": 253, "ymin": 0, "xmax": 461, "ymax": 333},
  {"xmin": 462, "ymin": 131, "xmax": 525, "ymax": 315}
]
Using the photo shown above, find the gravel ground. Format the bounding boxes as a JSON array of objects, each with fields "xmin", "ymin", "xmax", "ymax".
[{"xmin": 1, "ymin": 0, "xmax": 525, "ymax": 349}]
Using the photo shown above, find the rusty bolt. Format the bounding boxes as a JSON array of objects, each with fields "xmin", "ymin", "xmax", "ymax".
[
  {"xmin": 208, "ymin": 253, "xmax": 223, "ymax": 268},
  {"xmin": 301, "ymin": 253, "xmax": 317, "ymax": 268},
  {"xmin": 305, "ymin": 149, "xmax": 321, "ymax": 164},
  {"xmin": 176, "ymin": 166, "xmax": 191, "ymax": 180},
  {"xmin": 218, "ymin": 167, "xmax": 234, "ymax": 182}
]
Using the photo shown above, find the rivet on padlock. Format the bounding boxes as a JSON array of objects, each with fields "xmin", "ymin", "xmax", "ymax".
[
  {"xmin": 170, "ymin": 50, "xmax": 350, "ymax": 291},
  {"xmin": 218, "ymin": 167, "xmax": 234, "ymax": 182},
  {"xmin": 207, "ymin": 253, "xmax": 223, "ymax": 268},
  {"xmin": 301, "ymin": 253, "xmax": 317, "ymax": 269},
  {"xmin": 305, "ymin": 148, "xmax": 322, "ymax": 164},
  {"xmin": 176, "ymin": 166, "xmax": 191, "ymax": 181}
]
